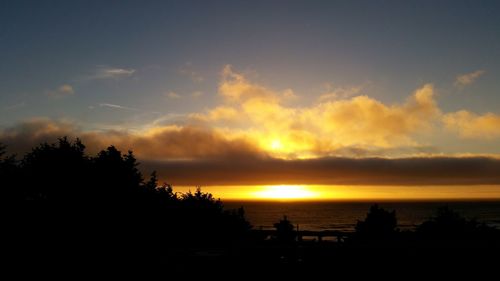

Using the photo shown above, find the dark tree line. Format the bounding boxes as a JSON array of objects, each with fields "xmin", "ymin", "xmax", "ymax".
[
  {"xmin": 1, "ymin": 138, "xmax": 251, "ymax": 271},
  {"xmin": 353, "ymin": 204, "xmax": 499, "ymax": 242}
]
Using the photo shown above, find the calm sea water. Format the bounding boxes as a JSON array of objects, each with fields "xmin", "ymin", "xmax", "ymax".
[{"xmin": 223, "ymin": 200, "xmax": 500, "ymax": 232}]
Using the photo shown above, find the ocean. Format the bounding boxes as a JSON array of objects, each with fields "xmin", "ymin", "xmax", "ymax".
[{"xmin": 223, "ymin": 200, "xmax": 500, "ymax": 232}]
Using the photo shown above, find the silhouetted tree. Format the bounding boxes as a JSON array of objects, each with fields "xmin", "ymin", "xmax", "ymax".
[
  {"xmin": 20, "ymin": 137, "xmax": 90, "ymax": 203},
  {"xmin": 355, "ymin": 204, "xmax": 398, "ymax": 240},
  {"xmin": 145, "ymin": 171, "xmax": 158, "ymax": 191},
  {"xmin": 92, "ymin": 145, "xmax": 143, "ymax": 200},
  {"xmin": 157, "ymin": 182, "xmax": 177, "ymax": 200}
]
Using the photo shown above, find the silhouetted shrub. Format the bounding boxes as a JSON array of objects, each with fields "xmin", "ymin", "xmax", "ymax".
[
  {"xmin": 0, "ymin": 143, "xmax": 19, "ymax": 203},
  {"xmin": 274, "ymin": 215, "xmax": 296, "ymax": 243},
  {"xmin": 417, "ymin": 206, "xmax": 498, "ymax": 240}
]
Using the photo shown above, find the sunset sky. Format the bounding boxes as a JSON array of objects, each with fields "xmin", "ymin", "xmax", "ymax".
[{"xmin": 1, "ymin": 1, "xmax": 500, "ymax": 199}]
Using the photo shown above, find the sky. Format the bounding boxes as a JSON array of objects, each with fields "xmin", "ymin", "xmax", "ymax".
[{"xmin": 1, "ymin": 1, "xmax": 500, "ymax": 199}]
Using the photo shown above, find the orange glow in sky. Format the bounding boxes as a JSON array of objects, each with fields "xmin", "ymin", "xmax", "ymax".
[{"xmin": 173, "ymin": 185, "xmax": 500, "ymax": 201}]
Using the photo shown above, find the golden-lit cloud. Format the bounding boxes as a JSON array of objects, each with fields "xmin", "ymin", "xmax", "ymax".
[
  {"xmin": 0, "ymin": 118, "xmax": 262, "ymax": 160},
  {"xmin": 218, "ymin": 65, "xmax": 281, "ymax": 102},
  {"xmin": 0, "ymin": 118, "xmax": 80, "ymax": 154},
  {"xmin": 444, "ymin": 110, "xmax": 500, "ymax": 139},
  {"xmin": 193, "ymin": 66, "xmax": 440, "ymax": 158},
  {"xmin": 310, "ymin": 83, "xmax": 439, "ymax": 148},
  {"xmin": 454, "ymin": 70, "xmax": 485, "ymax": 87},
  {"xmin": 190, "ymin": 106, "xmax": 240, "ymax": 123},
  {"xmin": 317, "ymin": 83, "xmax": 362, "ymax": 101},
  {"xmin": 106, "ymin": 125, "xmax": 261, "ymax": 160}
]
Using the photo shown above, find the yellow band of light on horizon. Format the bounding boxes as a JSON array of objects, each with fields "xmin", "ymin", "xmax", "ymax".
[{"xmin": 172, "ymin": 185, "xmax": 500, "ymax": 201}]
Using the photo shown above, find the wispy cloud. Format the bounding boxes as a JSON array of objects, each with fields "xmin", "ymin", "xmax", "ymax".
[
  {"xmin": 149, "ymin": 113, "xmax": 189, "ymax": 127},
  {"xmin": 191, "ymin": 91, "xmax": 204, "ymax": 98},
  {"xmin": 89, "ymin": 66, "xmax": 136, "ymax": 80},
  {"xmin": 98, "ymin": 103, "xmax": 138, "ymax": 111},
  {"xmin": 165, "ymin": 91, "xmax": 181, "ymax": 99},
  {"xmin": 454, "ymin": 70, "xmax": 485, "ymax": 88},
  {"xmin": 47, "ymin": 84, "xmax": 75, "ymax": 98},
  {"xmin": 318, "ymin": 83, "xmax": 363, "ymax": 102}
]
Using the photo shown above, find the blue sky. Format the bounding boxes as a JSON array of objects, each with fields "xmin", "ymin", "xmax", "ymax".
[{"xmin": 1, "ymin": 0, "xmax": 500, "ymax": 160}]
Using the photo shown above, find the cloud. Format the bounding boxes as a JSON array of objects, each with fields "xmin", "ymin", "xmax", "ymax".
[
  {"xmin": 1, "ymin": 67, "xmax": 455, "ymax": 161},
  {"xmin": 454, "ymin": 70, "xmax": 485, "ymax": 87},
  {"xmin": 5, "ymin": 65, "xmax": 500, "ymax": 186},
  {"xmin": 47, "ymin": 84, "xmax": 74, "ymax": 98},
  {"xmin": 149, "ymin": 113, "xmax": 189, "ymax": 127},
  {"xmin": 0, "ymin": 118, "xmax": 263, "ymax": 160},
  {"xmin": 165, "ymin": 91, "xmax": 181, "ymax": 99},
  {"xmin": 98, "ymin": 103, "xmax": 138, "ymax": 111},
  {"xmin": 196, "ymin": 66, "xmax": 441, "ymax": 158},
  {"xmin": 92, "ymin": 67, "xmax": 136, "ymax": 80},
  {"xmin": 219, "ymin": 65, "xmax": 281, "ymax": 102},
  {"xmin": 2, "ymin": 118, "xmax": 499, "ymax": 186},
  {"xmin": 0, "ymin": 118, "xmax": 79, "ymax": 155},
  {"xmin": 164, "ymin": 91, "xmax": 204, "ymax": 100},
  {"xmin": 190, "ymin": 106, "xmax": 240, "ymax": 123},
  {"xmin": 142, "ymin": 156, "xmax": 500, "ymax": 186},
  {"xmin": 444, "ymin": 110, "xmax": 500, "ymax": 139},
  {"xmin": 311, "ymin": 84, "xmax": 439, "ymax": 148},
  {"xmin": 191, "ymin": 91, "xmax": 204, "ymax": 98},
  {"xmin": 282, "ymin": 89, "xmax": 298, "ymax": 100},
  {"xmin": 318, "ymin": 83, "xmax": 362, "ymax": 101},
  {"xmin": 107, "ymin": 126, "xmax": 262, "ymax": 160}
]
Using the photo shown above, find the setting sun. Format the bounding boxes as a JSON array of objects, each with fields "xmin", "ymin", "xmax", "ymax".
[
  {"xmin": 270, "ymin": 139, "xmax": 284, "ymax": 151},
  {"xmin": 252, "ymin": 185, "xmax": 319, "ymax": 200}
]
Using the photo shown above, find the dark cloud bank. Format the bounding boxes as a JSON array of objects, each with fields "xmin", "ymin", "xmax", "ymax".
[{"xmin": 143, "ymin": 157, "xmax": 500, "ymax": 186}]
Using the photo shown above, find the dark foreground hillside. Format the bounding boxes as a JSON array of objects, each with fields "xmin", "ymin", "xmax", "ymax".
[{"xmin": 2, "ymin": 138, "xmax": 499, "ymax": 277}]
